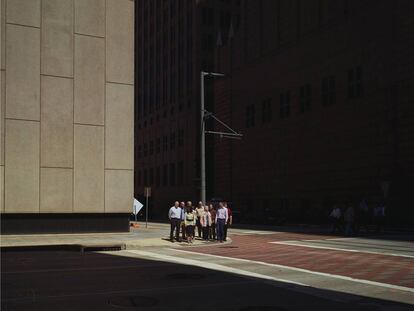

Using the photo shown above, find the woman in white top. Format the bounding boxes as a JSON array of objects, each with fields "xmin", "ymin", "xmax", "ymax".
[
  {"xmin": 200, "ymin": 206, "xmax": 212, "ymax": 240},
  {"xmin": 184, "ymin": 206, "xmax": 196, "ymax": 243}
]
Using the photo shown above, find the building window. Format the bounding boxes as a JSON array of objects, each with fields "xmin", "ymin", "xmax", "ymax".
[
  {"xmin": 169, "ymin": 163, "xmax": 176, "ymax": 186},
  {"xmin": 348, "ymin": 65, "xmax": 363, "ymax": 98},
  {"xmin": 137, "ymin": 145, "xmax": 142, "ymax": 159},
  {"xmin": 322, "ymin": 75, "xmax": 335, "ymax": 106},
  {"xmin": 170, "ymin": 2, "xmax": 176, "ymax": 18},
  {"xmin": 262, "ymin": 98, "xmax": 272, "ymax": 123},
  {"xmin": 156, "ymin": 138, "xmax": 161, "ymax": 154},
  {"xmin": 156, "ymin": 166, "xmax": 161, "ymax": 187},
  {"xmin": 220, "ymin": 10, "xmax": 231, "ymax": 28},
  {"xmin": 178, "ymin": 129, "xmax": 184, "ymax": 146},
  {"xmin": 137, "ymin": 170, "xmax": 142, "ymax": 185},
  {"xmin": 163, "ymin": 135, "xmax": 168, "ymax": 152},
  {"xmin": 299, "ymin": 84, "xmax": 311, "ymax": 113},
  {"xmin": 246, "ymin": 104, "xmax": 255, "ymax": 128},
  {"xmin": 144, "ymin": 169, "xmax": 148, "ymax": 185},
  {"xmin": 163, "ymin": 164, "xmax": 168, "ymax": 186},
  {"xmin": 202, "ymin": 7, "xmax": 214, "ymax": 26},
  {"xmin": 202, "ymin": 33, "xmax": 214, "ymax": 50},
  {"xmin": 149, "ymin": 168, "xmax": 154, "ymax": 185},
  {"xmin": 143, "ymin": 142, "xmax": 148, "ymax": 157},
  {"xmin": 149, "ymin": 140, "xmax": 154, "ymax": 155},
  {"xmin": 177, "ymin": 161, "xmax": 184, "ymax": 185},
  {"xmin": 280, "ymin": 91, "xmax": 290, "ymax": 118},
  {"xmin": 170, "ymin": 132, "xmax": 176, "ymax": 150}
]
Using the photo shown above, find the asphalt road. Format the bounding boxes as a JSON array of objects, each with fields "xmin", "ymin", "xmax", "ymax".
[{"xmin": 1, "ymin": 224, "xmax": 414, "ymax": 310}]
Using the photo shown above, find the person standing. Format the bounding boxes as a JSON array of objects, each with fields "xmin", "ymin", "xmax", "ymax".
[
  {"xmin": 357, "ymin": 197, "xmax": 370, "ymax": 233},
  {"xmin": 329, "ymin": 205, "xmax": 342, "ymax": 234},
  {"xmin": 184, "ymin": 205, "xmax": 196, "ymax": 243},
  {"xmin": 209, "ymin": 204, "xmax": 216, "ymax": 240},
  {"xmin": 200, "ymin": 205, "xmax": 212, "ymax": 240},
  {"xmin": 374, "ymin": 200, "xmax": 386, "ymax": 233},
  {"xmin": 223, "ymin": 202, "xmax": 232, "ymax": 241},
  {"xmin": 195, "ymin": 201, "xmax": 204, "ymax": 238},
  {"xmin": 180, "ymin": 201, "xmax": 186, "ymax": 240},
  {"xmin": 216, "ymin": 202, "xmax": 228, "ymax": 243},
  {"xmin": 344, "ymin": 203, "xmax": 355, "ymax": 236},
  {"xmin": 168, "ymin": 201, "xmax": 182, "ymax": 242}
]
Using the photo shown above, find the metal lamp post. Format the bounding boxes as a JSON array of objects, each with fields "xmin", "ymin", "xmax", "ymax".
[{"xmin": 200, "ymin": 71, "xmax": 242, "ymax": 204}]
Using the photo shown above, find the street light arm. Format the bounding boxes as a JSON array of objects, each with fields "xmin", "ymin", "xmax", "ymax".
[
  {"xmin": 202, "ymin": 71, "xmax": 225, "ymax": 77},
  {"xmin": 203, "ymin": 109, "xmax": 242, "ymax": 136}
]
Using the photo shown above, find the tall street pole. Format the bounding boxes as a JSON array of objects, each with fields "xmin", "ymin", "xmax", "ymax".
[
  {"xmin": 200, "ymin": 71, "xmax": 206, "ymax": 204},
  {"xmin": 200, "ymin": 71, "xmax": 226, "ymax": 204}
]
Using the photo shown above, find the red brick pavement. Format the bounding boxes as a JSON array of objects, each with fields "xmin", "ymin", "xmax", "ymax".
[{"xmin": 188, "ymin": 233, "xmax": 414, "ymax": 288}]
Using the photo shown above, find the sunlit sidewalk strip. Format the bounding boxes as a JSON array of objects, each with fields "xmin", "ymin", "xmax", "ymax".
[
  {"xmin": 123, "ymin": 249, "xmax": 307, "ymax": 287},
  {"xmin": 269, "ymin": 241, "xmax": 414, "ymax": 258},
  {"xmin": 167, "ymin": 249, "xmax": 414, "ymax": 294}
]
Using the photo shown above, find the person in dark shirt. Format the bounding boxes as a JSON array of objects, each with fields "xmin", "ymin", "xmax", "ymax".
[{"xmin": 209, "ymin": 204, "xmax": 216, "ymax": 240}]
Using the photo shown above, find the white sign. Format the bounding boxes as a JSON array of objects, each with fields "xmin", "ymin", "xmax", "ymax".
[{"xmin": 133, "ymin": 198, "xmax": 143, "ymax": 215}]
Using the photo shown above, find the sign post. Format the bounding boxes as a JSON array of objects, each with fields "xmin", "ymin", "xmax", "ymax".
[
  {"xmin": 144, "ymin": 187, "xmax": 151, "ymax": 228},
  {"xmin": 133, "ymin": 198, "xmax": 143, "ymax": 222}
]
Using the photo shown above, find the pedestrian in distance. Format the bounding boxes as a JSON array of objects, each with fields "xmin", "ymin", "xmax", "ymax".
[
  {"xmin": 216, "ymin": 202, "xmax": 228, "ymax": 243},
  {"xmin": 200, "ymin": 205, "xmax": 212, "ymax": 240},
  {"xmin": 329, "ymin": 204, "xmax": 342, "ymax": 234},
  {"xmin": 223, "ymin": 202, "xmax": 232, "ymax": 241},
  {"xmin": 356, "ymin": 197, "xmax": 370, "ymax": 234},
  {"xmin": 374, "ymin": 200, "xmax": 386, "ymax": 233},
  {"xmin": 184, "ymin": 205, "xmax": 196, "ymax": 244},
  {"xmin": 344, "ymin": 203, "xmax": 355, "ymax": 236},
  {"xmin": 168, "ymin": 201, "xmax": 182, "ymax": 242},
  {"xmin": 180, "ymin": 201, "xmax": 186, "ymax": 240},
  {"xmin": 195, "ymin": 201, "xmax": 205, "ymax": 238},
  {"xmin": 209, "ymin": 204, "xmax": 216, "ymax": 240}
]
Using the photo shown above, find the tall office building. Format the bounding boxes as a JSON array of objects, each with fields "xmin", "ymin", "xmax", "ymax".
[
  {"xmin": 213, "ymin": 0, "xmax": 414, "ymax": 224},
  {"xmin": 0, "ymin": 0, "xmax": 134, "ymax": 233},
  {"xmin": 134, "ymin": 0, "xmax": 240, "ymax": 218}
]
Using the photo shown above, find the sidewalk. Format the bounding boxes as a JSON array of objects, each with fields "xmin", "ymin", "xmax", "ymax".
[{"xmin": 0, "ymin": 222, "xmax": 230, "ymax": 250}]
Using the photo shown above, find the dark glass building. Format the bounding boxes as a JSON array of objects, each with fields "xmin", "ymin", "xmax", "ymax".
[
  {"xmin": 134, "ymin": 0, "xmax": 241, "ymax": 218},
  {"xmin": 212, "ymin": 0, "xmax": 414, "ymax": 225}
]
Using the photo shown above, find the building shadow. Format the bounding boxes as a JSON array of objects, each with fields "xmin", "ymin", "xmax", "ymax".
[{"xmin": 1, "ymin": 249, "xmax": 413, "ymax": 311}]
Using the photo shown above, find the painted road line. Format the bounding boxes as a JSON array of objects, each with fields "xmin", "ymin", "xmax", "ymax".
[
  {"xmin": 326, "ymin": 237, "xmax": 414, "ymax": 245},
  {"xmin": 319, "ymin": 238, "xmax": 414, "ymax": 251},
  {"xmin": 125, "ymin": 249, "xmax": 307, "ymax": 287},
  {"xmin": 237, "ymin": 231, "xmax": 282, "ymax": 235},
  {"xmin": 301, "ymin": 239, "xmax": 414, "ymax": 253},
  {"xmin": 269, "ymin": 241, "xmax": 414, "ymax": 258},
  {"xmin": 169, "ymin": 248, "xmax": 414, "ymax": 293}
]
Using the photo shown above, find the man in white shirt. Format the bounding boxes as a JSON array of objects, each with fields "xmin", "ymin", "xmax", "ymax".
[
  {"xmin": 168, "ymin": 201, "xmax": 182, "ymax": 242},
  {"xmin": 215, "ymin": 202, "xmax": 228, "ymax": 242}
]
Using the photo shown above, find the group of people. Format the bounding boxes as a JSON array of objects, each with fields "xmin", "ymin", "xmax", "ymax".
[
  {"xmin": 329, "ymin": 198, "xmax": 386, "ymax": 236},
  {"xmin": 168, "ymin": 201, "xmax": 233, "ymax": 244}
]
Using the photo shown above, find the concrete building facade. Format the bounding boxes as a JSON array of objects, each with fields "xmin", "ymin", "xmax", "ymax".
[
  {"xmin": 213, "ymin": 0, "xmax": 414, "ymax": 225},
  {"xmin": 0, "ymin": 0, "xmax": 134, "ymax": 233}
]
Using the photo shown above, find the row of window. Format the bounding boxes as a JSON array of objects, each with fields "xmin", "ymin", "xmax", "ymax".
[
  {"xmin": 137, "ymin": 129, "xmax": 185, "ymax": 159},
  {"xmin": 137, "ymin": 1, "xmax": 194, "ymax": 119},
  {"xmin": 137, "ymin": 162, "xmax": 184, "ymax": 188},
  {"xmin": 246, "ymin": 66, "xmax": 363, "ymax": 127},
  {"xmin": 202, "ymin": 7, "xmax": 239, "ymax": 30}
]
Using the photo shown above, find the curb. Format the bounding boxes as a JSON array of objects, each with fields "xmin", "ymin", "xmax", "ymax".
[{"xmin": 0, "ymin": 243, "xmax": 126, "ymax": 252}]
